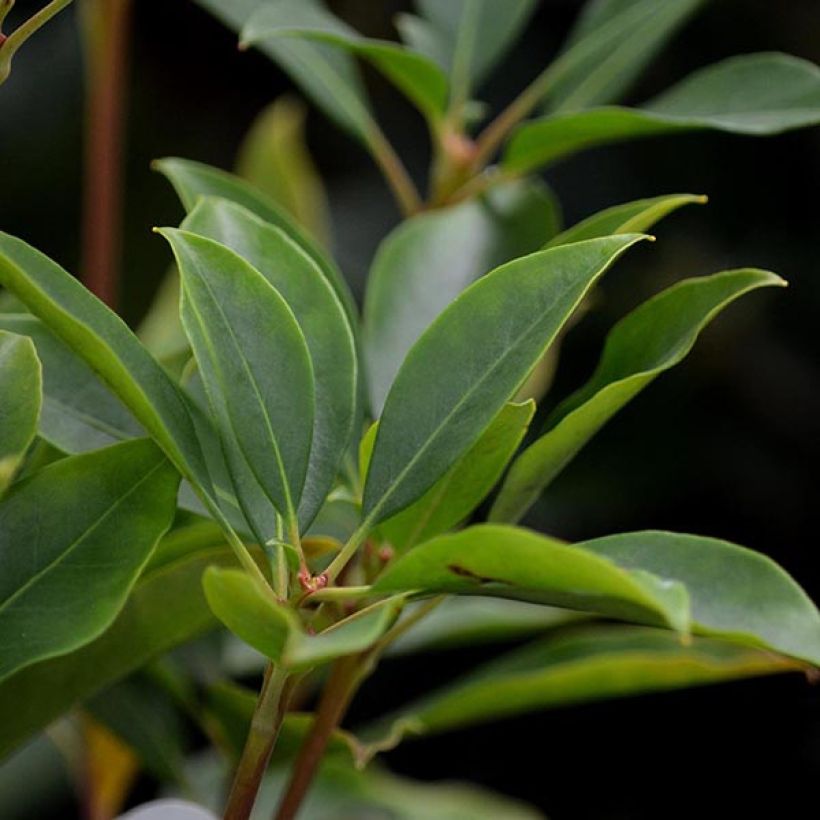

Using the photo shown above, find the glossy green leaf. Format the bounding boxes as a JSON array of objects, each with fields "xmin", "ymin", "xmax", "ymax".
[
  {"xmin": 363, "ymin": 235, "xmax": 648, "ymax": 525},
  {"xmin": 380, "ymin": 401, "xmax": 535, "ymax": 551},
  {"xmin": 371, "ymin": 626, "xmax": 798, "ymax": 740},
  {"xmin": 0, "ymin": 439, "xmax": 179, "ymax": 683},
  {"xmin": 182, "ymin": 198, "xmax": 356, "ymax": 529},
  {"xmin": 0, "ymin": 330, "xmax": 40, "ymax": 492},
  {"xmin": 583, "ymin": 531, "xmax": 820, "ymax": 664},
  {"xmin": 505, "ymin": 54, "xmax": 820, "ymax": 174},
  {"xmin": 236, "ymin": 96, "xmax": 332, "ymax": 247},
  {"xmin": 545, "ymin": 0, "xmax": 706, "ymax": 112},
  {"xmin": 162, "ymin": 228, "xmax": 315, "ymax": 527},
  {"xmin": 364, "ymin": 179, "xmax": 560, "ymax": 414},
  {"xmin": 400, "ymin": 0, "xmax": 538, "ymax": 101},
  {"xmin": 203, "ymin": 567, "xmax": 402, "ymax": 668},
  {"xmin": 195, "ymin": 0, "xmax": 373, "ymax": 140},
  {"xmin": 491, "ymin": 269, "xmax": 785, "ymax": 523},
  {"xmin": 241, "ymin": 6, "xmax": 448, "ymax": 122},
  {"xmin": 373, "ymin": 524, "xmax": 690, "ymax": 634},
  {"xmin": 545, "ymin": 193, "xmax": 706, "ymax": 248},
  {"xmin": 0, "ymin": 522, "xmax": 234, "ymax": 758},
  {"xmin": 0, "ymin": 232, "xmax": 217, "ymax": 502},
  {"xmin": 0, "ymin": 314, "xmax": 144, "ymax": 453},
  {"xmin": 389, "ymin": 597, "xmax": 584, "ymax": 655},
  {"xmin": 154, "ymin": 157, "xmax": 356, "ymax": 325}
]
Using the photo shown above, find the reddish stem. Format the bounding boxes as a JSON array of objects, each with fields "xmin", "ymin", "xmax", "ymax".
[{"xmin": 80, "ymin": 0, "xmax": 132, "ymax": 308}]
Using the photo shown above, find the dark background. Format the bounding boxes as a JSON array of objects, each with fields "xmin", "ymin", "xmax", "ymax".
[{"xmin": 1, "ymin": 1, "xmax": 818, "ymax": 817}]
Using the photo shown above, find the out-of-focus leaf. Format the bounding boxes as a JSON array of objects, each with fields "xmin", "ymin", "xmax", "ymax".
[
  {"xmin": 0, "ymin": 330, "xmax": 40, "ymax": 493},
  {"xmin": 0, "ymin": 314, "xmax": 144, "ymax": 453},
  {"xmin": 182, "ymin": 198, "xmax": 356, "ymax": 529},
  {"xmin": 505, "ymin": 54, "xmax": 820, "ymax": 173},
  {"xmin": 364, "ymin": 179, "xmax": 560, "ymax": 414},
  {"xmin": 545, "ymin": 193, "xmax": 706, "ymax": 248},
  {"xmin": 374, "ymin": 524, "xmax": 690, "ymax": 634},
  {"xmin": 0, "ymin": 232, "xmax": 218, "ymax": 503},
  {"xmin": 236, "ymin": 96, "xmax": 332, "ymax": 247},
  {"xmin": 137, "ymin": 271, "xmax": 190, "ymax": 362},
  {"xmin": 545, "ymin": 0, "xmax": 706, "ymax": 112},
  {"xmin": 584, "ymin": 531, "xmax": 820, "ymax": 664},
  {"xmin": 363, "ymin": 235, "xmax": 647, "ymax": 526},
  {"xmin": 368, "ymin": 626, "xmax": 798, "ymax": 740},
  {"xmin": 203, "ymin": 567, "xmax": 402, "ymax": 668},
  {"xmin": 389, "ymin": 597, "xmax": 584, "ymax": 655},
  {"xmin": 380, "ymin": 401, "xmax": 535, "ymax": 550},
  {"xmin": 83, "ymin": 717, "xmax": 139, "ymax": 820},
  {"xmin": 0, "ymin": 439, "xmax": 179, "ymax": 683},
  {"xmin": 195, "ymin": 0, "xmax": 374, "ymax": 140},
  {"xmin": 155, "ymin": 157, "xmax": 357, "ymax": 326},
  {"xmin": 162, "ymin": 228, "xmax": 315, "ymax": 529},
  {"xmin": 0, "ymin": 521, "xmax": 233, "ymax": 758},
  {"xmin": 491, "ymin": 269, "xmax": 784, "ymax": 523},
  {"xmin": 399, "ymin": 0, "xmax": 539, "ymax": 103},
  {"xmin": 241, "ymin": 6, "xmax": 448, "ymax": 123}
]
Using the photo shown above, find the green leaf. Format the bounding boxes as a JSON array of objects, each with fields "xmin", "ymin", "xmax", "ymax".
[
  {"xmin": 203, "ymin": 567, "xmax": 402, "ymax": 668},
  {"xmin": 545, "ymin": 0, "xmax": 706, "ymax": 112},
  {"xmin": 0, "ymin": 521, "xmax": 234, "ymax": 758},
  {"xmin": 363, "ymin": 234, "xmax": 648, "ymax": 526},
  {"xmin": 583, "ymin": 531, "xmax": 820, "ymax": 664},
  {"xmin": 491, "ymin": 269, "xmax": 785, "ymax": 523},
  {"xmin": 241, "ymin": 5, "xmax": 449, "ymax": 123},
  {"xmin": 0, "ymin": 314, "xmax": 144, "ymax": 453},
  {"xmin": 380, "ymin": 401, "xmax": 535, "ymax": 551},
  {"xmin": 162, "ymin": 228, "xmax": 315, "ymax": 528},
  {"xmin": 0, "ymin": 232, "xmax": 217, "ymax": 503},
  {"xmin": 195, "ymin": 0, "xmax": 374, "ymax": 140},
  {"xmin": 0, "ymin": 439, "xmax": 179, "ymax": 683},
  {"xmin": 505, "ymin": 54, "xmax": 820, "ymax": 174},
  {"xmin": 400, "ymin": 0, "xmax": 539, "ymax": 102},
  {"xmin": 182, "ymin": 198, "xmax": 357, "ymax": 529},
  {"xmin": 154, "ymin": 157, "xmax": 357, "ymax": 325},
  {"xmin": 370, "ymin": 625, "xmax": 798, "ymax": 740},
  {"xmin": 373, "ymin": 524, "xmax": 690, "ymax": 634},
  {"xmin": 236, "ymin": 96, "xmax": 332, "ymax": 247},
  {"xmin": 0, "ymin": 330, "xmax": 40, "ymax": 493},
  {"xmin": 364, "ymin": 179, "xmax": 561, "ymax": 414},
  {"xmin": 545, "ymin": 193, "xmax": 706, "ymax": 248}
]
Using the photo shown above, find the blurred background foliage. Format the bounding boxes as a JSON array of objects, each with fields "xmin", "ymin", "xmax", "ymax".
[{"xmin": 1, "ymin": 0, "xmax": 818, "ymax": 817}]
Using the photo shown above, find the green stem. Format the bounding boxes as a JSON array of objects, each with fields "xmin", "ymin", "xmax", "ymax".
[
  {"xmin": 0, "ymin": 0, "xmax": 75, "ymax": 84},
  {"xmin": 224, "ymin": 664, "xmax": 291, "ymax": 820},
  {"xmin": 309, "ymin": 584, "xmax": 372, "ymax": 603},
  {"xmin": 273, "ymin": 654, "xmax": 369, "ymax": 820},
  {"xmin": 367, "ymin": 127, "xmax": 423, "ymax": 217},
  {"xmin": 323, "ymin": 519, "xmax": 371, "ymax": 584}
]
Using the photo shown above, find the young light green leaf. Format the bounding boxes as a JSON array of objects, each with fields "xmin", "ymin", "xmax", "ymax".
[
  {"xmin": 195, "ymin": 0, "xmax": 374, "ymax": 140},
  {"xmin": 154, "ymin": 157, "xmax": 357, "ymax": 325},
  {"xmin": 545, "ymin": 0, "xmax": 706, "ymax": 112},
  {"xmin": 161, "ymin": 228, "xmax": 315, "ymax": 528},
  {"xmin": 364, "ymin": 179, "xmax": 560, "ymax": 414},
  {"xmin": 241, "ymin": 5, "xmax": 449, "ymax": 122},
  {"xmin": 491, "ymin": 269, "xmax": 785, "ymax": 523},
  {"xmin": 0, "ymin": 314, "xmax": 144, "ymax": 453},
  {"xmin": 0, "ymin": 521, "xmax": 235, "ymax": 758},
  {"xmin": 545, "ymin": 193, "xmax": 706, "ymax": 248},
  {"xmin": 203, "ymin": 567, "xmax": 402, "ymax": 669},
  {"xmin": 0, "ymin": 439, "xmax": 179, "ymax": 683},
  {"xmin": 182, "ymin": 198, "xmax": 357, "ymax": 529},
  {"xmin": 584, "ymin": 531, "xmax": 820, "ymax": 665},
  {"xmin": 400, "ymin": 0, "xmax": 538, "ymax": 102},
  {"xmin": 236, "ymin": 96, "xmax": 332, "ymax": 247},
  {"xmin": 380, "ymin": 401, "xmax": 535, "ymax": 551},
  {"xmin": 0, "ymin": 232, "xmax": 216, "ymax": 501},
  {"xmin": 0, "ymin": 331, "xmax": 40, "ymax": 493},
  {"xmin": 370, "ymin": 625, "xmax": 798, "ymax": 741},
  {"xmin": 373, "ymin": 524, "xmax": 690, "ymax": 634},
  {"xmin": 363, "ymin": 235, "xmax": 648, "ymax": 526},
  {"xmin": 505, "ymin": 54, "xmax": 820, "ymax": 174}
]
